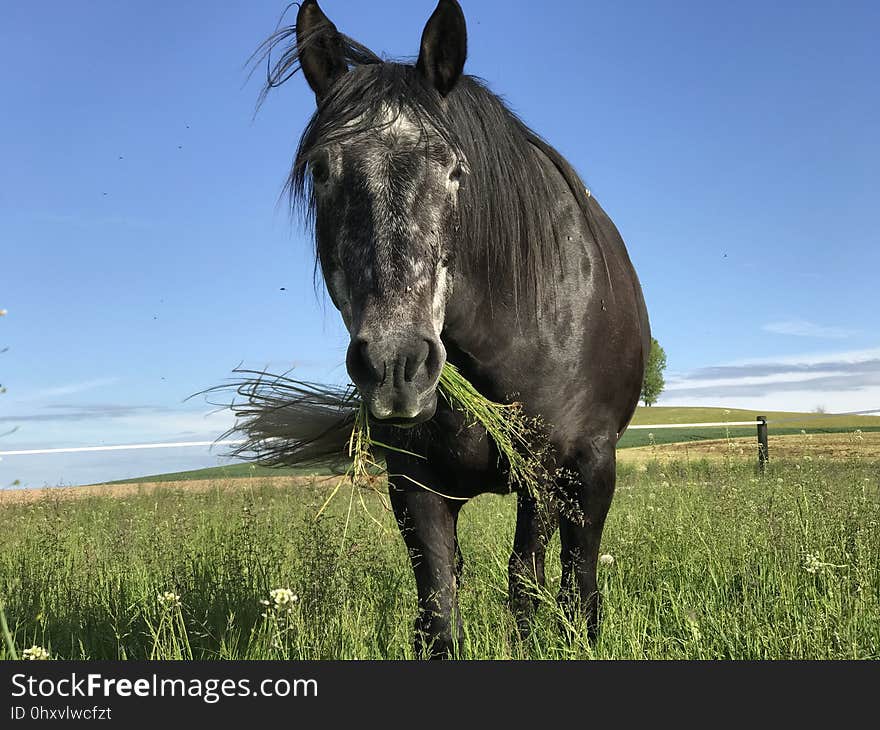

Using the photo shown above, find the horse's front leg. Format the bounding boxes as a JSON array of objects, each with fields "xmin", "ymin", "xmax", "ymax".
[
  {"xmin": 388, "ymin": 461, "xmax": 464, "ymax": 659},
  {"xmin": 557, "ymin": 434, "xmax": 616, "ymax": 641},
  {"xmin": 508, "ymin": 491, "xmax": 558, "ymax": 632}
]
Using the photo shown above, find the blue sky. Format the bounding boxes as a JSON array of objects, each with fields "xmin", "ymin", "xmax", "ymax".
[{"xmin": 1, "ymin": 0, "xmax": 878, "ymax": 487}]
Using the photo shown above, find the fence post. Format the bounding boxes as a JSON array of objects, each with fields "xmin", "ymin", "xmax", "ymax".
[{"xmin": 757, "ymin": 416, "xmax": 768, "ymax": 472}]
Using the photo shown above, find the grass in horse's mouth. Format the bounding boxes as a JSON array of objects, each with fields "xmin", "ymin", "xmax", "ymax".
[
  {"xmin": 204, "ymin": 363, "xmax": 549, "ymax": 512},
  {"xmin": 435, "ymin": 363, "xmax": 548, "ymax": 496},
  {"xmin": 345, "ymin": 363, "xmax": 549, "ymax": 505}
]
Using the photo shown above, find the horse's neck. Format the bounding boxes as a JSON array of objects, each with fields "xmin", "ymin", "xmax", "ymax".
[{"xmin": 442, "ymin": 268, "xmax": 545, "ymax": 371}]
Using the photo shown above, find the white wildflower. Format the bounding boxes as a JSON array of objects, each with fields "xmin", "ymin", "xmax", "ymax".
[
  {"xmin": 158, "ymin": 591, "xmax": 181, "ymax": 609},
  {"xmin": 268, "ymin": 588, "xmax": 298, "ymax": 611},
  {"xmin": 804, "ymin": 552, "xmax": 823, "ymax": 574},
  {"xmin": 22, "ymin": 645, "xmax": 50, "ymax": 660},
  {"xmin": 803, "ymin": 552, "xmax": 847, "ymax": 574},
  {"xmin": 598, "ymin": 554, "xmax": 615, "ymax": 566}
]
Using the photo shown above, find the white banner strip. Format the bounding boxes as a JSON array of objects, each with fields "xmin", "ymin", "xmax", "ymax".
[
  {"xmin": 0, "ymin": 440, "xmax": 246, "ymax": 457},
  {"xmin": 627, "ymin": 421, "xmax": 759, "ymax": 430}
]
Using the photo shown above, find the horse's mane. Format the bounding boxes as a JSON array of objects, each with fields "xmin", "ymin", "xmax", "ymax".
[{"xmin": 253, "ymin": 20, "xmax": 607, "ymax": 310}]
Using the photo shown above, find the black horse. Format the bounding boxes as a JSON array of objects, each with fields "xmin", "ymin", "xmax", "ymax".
[{"xmin": 259, "ymin": 0, "xmax": 650, "ymax": 657}]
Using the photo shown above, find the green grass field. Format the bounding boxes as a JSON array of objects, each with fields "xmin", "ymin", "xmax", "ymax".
[{"xmin": 3, "ymin": 456, "xmax": 878, "ymax": 659}]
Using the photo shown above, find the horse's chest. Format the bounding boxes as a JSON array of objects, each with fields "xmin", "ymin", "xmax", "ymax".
[{"xmin": 407, "ymin": 409, "xmax": 512, "ymax": 497}]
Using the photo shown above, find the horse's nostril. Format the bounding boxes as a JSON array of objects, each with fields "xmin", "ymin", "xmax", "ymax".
[
  {"xmin": 404, "ymin": 339, "xmax": 431, "ymax": 383},
  {"xmin": 347, "ymin": 338, "xmax": 383, "ymax": 386},
  {"xmin": 424, "ymin": 338, "xmax": 443, "ymax": 380}
]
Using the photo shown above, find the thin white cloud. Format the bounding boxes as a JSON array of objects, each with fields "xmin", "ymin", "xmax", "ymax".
[
  {"xmin": 665, "ymin": 370, "xmax": 851, "ymax": 391},
  {"xmin": 659, "ymin": 386, "xmax": 880, "ymax": 416},
  {"xmin": 20, "ymin": 377, "xmax": 122, "ymax": 401},
  {"xmin": 719, "ymin": 347, "xmax": 880, "ymax": 369},
  {"xmin": 660, "ymin": 346, "xmax": 880, "ymax": 413},
  {"xmin": 2, "ymin": 408, "xmax": 235, "ymax": 450},
  {"xmin": 763, "ymin": 319, "xmax": 858, "ymax": 339}
]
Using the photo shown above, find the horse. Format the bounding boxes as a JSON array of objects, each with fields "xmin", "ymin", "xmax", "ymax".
[{"xmin": 257, "ymin": 0, "xmax": 650, "ymax": 658}]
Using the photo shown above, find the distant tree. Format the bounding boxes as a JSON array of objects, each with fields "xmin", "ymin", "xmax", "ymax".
[{"xmin": 641, "ymin": 337, "xmax": 667, "ymax": 407}]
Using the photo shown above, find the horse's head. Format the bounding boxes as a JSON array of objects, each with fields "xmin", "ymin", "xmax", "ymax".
[{"xmin": 293, "ymin": 0, "xmax": 468, "ymax": 425}]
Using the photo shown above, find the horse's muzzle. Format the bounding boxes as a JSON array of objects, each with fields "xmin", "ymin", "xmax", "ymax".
[{"xmin": 346, "ymin": 330, "xmax": 445, "ymax": 425}]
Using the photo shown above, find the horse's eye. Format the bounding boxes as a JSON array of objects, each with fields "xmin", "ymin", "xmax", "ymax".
[
  {"xmin": 449, "ymin": 163, "xmax": 464, "ymax": 183},
  {"xmin": 311, "ymin": 158, "xmax": 330, "ymax": 184}
]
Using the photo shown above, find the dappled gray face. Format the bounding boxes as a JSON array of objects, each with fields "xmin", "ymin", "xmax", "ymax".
[{"xmin": 311, "ymin": 110, "xmax": 465, "ymax": 423}]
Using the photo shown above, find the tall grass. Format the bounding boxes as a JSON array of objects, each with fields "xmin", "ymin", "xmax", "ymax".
[{"xmin": 1, "ymin": 458, "xmax": 877, "ymax": 659}]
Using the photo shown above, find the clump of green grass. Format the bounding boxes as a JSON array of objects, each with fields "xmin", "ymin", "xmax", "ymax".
[{"xmin": 436, "ymin": 363, "xmax": 548, "ymax": 495}]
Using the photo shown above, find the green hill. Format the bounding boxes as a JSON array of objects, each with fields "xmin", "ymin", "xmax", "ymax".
[
  {"xmin": 105, "ymin": 463, "xmax": 329, "ymax": 485},
  {"xmin": 630, "ymin": 405, "xmax": 880, "ymax": 428}
]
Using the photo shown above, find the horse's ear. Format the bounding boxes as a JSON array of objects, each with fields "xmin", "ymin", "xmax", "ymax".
[
  {"xmin": 416, "ymin": 0, "xmax": 467, "ymax": 96},
  {"xmin": 296, "ymin": 0, "xmax": 348, "ymax": 101}
]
